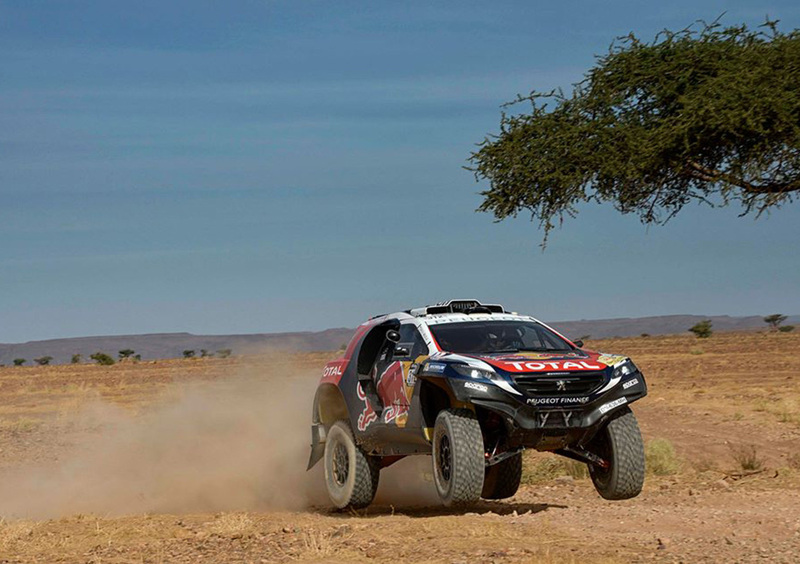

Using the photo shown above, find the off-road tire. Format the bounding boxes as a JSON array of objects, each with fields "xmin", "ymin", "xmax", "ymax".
[
  {"xmin": 323, "ymin": 420, "xmax": 380, "ymax": 509},
  {"xmin": 432, "ymin": 408, "xmax": 484, "ymax": 506},
  {"xmin": 587, "ymin": 407, "xmax": 645, "ymax": 500},
  {"xmin": 481, "ymin": 452, "xmax": 522, "ymax": 500}
]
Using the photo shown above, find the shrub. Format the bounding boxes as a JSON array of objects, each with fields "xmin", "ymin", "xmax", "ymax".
[
  {"xmin": 778, "ymin": 325, "xmax": 795, "ymax": 333},
  {"xmin": 34, "ymin": 356, "xmax": 53, "ymax": 366},
  {"xmin": 217, "ymin": 349, "xmax": 232, "ymax": 359},
  {"xmin": 730, "ymin": 444, "xmax": 764, "ymax": 472},
  {"xmin": 90, "ymin": 352, "xmax": 115, "ymax": 366},
  {"xmin": 118, "ymin": 349, "xmax": 135, "ymax": 360},
  {"xmin": 71, "ymin": 354, "xmax": 82, "ymax": 364},
  {"xmin": 182, "ymin": 350, "xmax": 196, "ymax": 359},
  {"xmin": 200, "ymin": 349, "xmax": 213, "ymax": 358},
  {"xmin": 689, "ymin": 320, "xmax": 713, "ymax": 338},
  {"xmin": 13, "ymin": 358, "xmax": 26, "ymax": 366}
]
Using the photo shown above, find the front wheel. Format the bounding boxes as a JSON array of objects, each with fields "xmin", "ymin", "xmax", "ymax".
[
  {"xmin": 587, "ymin": 407, "xmax": 645, "ymax": 500},
  {"xmin": 323, "ymin": 420, "xmax": 380, "ymax": 509},
  {"xmin": 432, "ymin": 409, "xmax": 484, "ymax": 506},
  {"xmin": 481, "ymin": 452, "xmax": 522, "ymax": 500}
]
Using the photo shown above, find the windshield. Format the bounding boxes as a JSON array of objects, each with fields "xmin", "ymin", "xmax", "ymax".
[{"xmin": 429, "ymin": 320, "xmax": 574, "ymax": 355}]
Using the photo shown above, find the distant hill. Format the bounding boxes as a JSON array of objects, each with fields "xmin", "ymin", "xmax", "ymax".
[
  {"xmin": 0, "ymin": 328, "xmax": 356, "ymax": 366},
  {"xmin": 1, "ymin": 314, "xmax": 797, "ymax": 365},
  {"xmin": 546, "ymin": 314, "xmax": 799, "ymax": 341}
]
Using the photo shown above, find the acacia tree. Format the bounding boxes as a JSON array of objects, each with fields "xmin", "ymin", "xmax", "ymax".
[
  {"xmin": 118, "ymin": 349, "xmax": 135, "ymax": 360},
  {"xmin": 764, "ymin": 313, "xmax": 787, "ymax": 330},
  {"xmin": 469, "ymin": 20, "xmax": 800, "ymax": 243}
]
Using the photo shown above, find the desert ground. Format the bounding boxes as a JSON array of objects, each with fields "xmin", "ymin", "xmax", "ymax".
[{"xmin": 0, "ymin": 332, "xmax": 799, "ymax": 563}]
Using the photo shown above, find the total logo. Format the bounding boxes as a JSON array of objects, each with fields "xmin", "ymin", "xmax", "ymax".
[
  {"xmin": 323, "ymin": 365, "xmax": 343, "ymax": 378},
  {"xmin": 501, "ymin": 361, "xmax": 602, "ymax": 372}
]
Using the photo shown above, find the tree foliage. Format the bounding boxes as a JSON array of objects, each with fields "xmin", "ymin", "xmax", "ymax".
[
  {"xmin": 90, "ymin": 352, "xmax": 115, "ymax": 366},
  {"xmin": 182, "ymin": 349, "xmax": 196, "ymax": 359},
  {"xmin": 689, "ymin": 320, "xmax": 713, "ymax": 338},
  {"xmin": 34, "ymin": 356, "xmax": 53, "ymax": 366},
  {"xmin": 469, "ymin": 19, "xmax": 800, "ymax": 242},
  {"xmin": 13, "ymin": 358, "xmax": 25, "ymax": 366},
  {"xmin": 764, "ymin": 313, "xmax": 788, "ymax": 329},
  {"xmin": 118, "ymin": 349, "xmax": 135, "ymax": 360},
  {"xmin": 71, "ymin": 353, "xmax": 82, "ymax": 364}
]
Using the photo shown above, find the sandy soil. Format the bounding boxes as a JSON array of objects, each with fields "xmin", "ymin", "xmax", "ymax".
[{"xmin": 0, "ymin": 332, "xmax": 798, "ymax": 563}]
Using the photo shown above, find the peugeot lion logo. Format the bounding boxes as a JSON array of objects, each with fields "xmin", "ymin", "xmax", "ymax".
[{"xmin": 556, "ymin": 380, "xmax": 567, "ymax": 391}]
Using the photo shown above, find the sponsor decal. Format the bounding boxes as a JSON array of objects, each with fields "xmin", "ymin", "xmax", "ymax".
[
  {"xmin": 526, "ymin": 396, "xmax": 589, "ymax": 406},
  {"xmin": 492, "ymin": 352, "xmax": 583, "ymax": 361},
  {"xmin": 323, "ymin": 365, "xmax": 343, "ymax": 378},
  {"xmin": 598, "ymin": 396, "xmax": 628, "ymax": 414},
  {"xmin": 463, "ymin": 381, "xmax": 488, "ymax": 393},
  {"xmin": 406, "ymin": 363, "xmax": 419, "ymax": 387},
  {"xmin": 597, "ymin": 354, "xmax": 627, "ymax": 367},
  {"xmin": 356, "ymin": 382, "xmax": 378, "ymax": 431},
  {"xmin": 499, "ymin": 360, "xmax": 602, "ymax": 372},
  {"xmin": 383, "ymin": 403, "xmax": 409, "ymax": 425},
  {"xmin": 425, "ymin": 362, "xmax": 447, "ymax": 373},
  {"xmin": 622, "ymin": 378, "xmax": 639, "ymax": 390}
]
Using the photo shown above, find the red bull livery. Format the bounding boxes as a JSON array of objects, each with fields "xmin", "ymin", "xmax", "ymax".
[{"xmin": 308, "ymin": 299, "xmax": 647, "ymax": 509}]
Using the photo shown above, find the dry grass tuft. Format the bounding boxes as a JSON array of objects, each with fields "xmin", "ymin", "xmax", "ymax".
[
  {"xmin": 693, "ymin": 457, "xmax": 719, "ymax": 473},
  {"xmin": 0, "ymin": 417, "xmax": 43, "ymax": 433},
  {"xmin": 522, "ymin": 454, "xmax": 588, "ymax": 484},
  {"xmin": 206, "ymin": 512, "xmax": 255, "ymax": 537},
  {"xmin": 0, "ymin": 519, "xmax": 36, "ymax": 551},
  {"xmin": 730, "ymin": 444, "xmax": 764, "ymax": 472},
  {"xmin": 645, "ymin": 438, "xmax": 680, "ymax": 476}
]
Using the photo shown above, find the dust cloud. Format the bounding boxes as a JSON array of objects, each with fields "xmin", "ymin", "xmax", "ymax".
[{"xmin": 0, "ymin": 358, "xmax": 438, "ymax": 519}]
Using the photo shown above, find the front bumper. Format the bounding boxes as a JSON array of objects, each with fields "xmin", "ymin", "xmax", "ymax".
[{"xmin": 448, "ymin": 371, "xmax": 647, "ymax": 449}]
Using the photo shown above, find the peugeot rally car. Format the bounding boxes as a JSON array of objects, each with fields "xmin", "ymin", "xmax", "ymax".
[{"xmin": 308, "ymin": 299, "xmax": 647, "ymax": 509}]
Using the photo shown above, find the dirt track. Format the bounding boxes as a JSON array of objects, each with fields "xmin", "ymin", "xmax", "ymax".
[{"xmin": 1, "ymin": 332, "xmax": 799, "ymax": 563}]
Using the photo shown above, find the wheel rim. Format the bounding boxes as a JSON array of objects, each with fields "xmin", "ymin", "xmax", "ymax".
[
  {"xmin": 437, "ymin": 434, "xmax": 452, "ymax": 483},
  {"xmin": 332, "ymin": 441, "xmax": 349, "ymax": 486},
  {"xmin": 589, "ymin": 429, "xmax": 612, "ymax": 486}
]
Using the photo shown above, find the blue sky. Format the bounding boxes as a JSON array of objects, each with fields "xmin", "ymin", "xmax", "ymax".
[{"xmin": 2, "ymin": 1, "xmax": 799, "ymax": 342}]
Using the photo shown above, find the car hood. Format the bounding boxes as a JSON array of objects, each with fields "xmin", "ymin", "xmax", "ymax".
[{"xmin": 461, "ymin": 350, "xmax": 627, "ymax": 374}]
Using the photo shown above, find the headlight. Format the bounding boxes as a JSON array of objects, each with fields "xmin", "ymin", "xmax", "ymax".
[
  {"xmin": 613, "ymin": 360, "xmax": 638, "ymax": 379},
  {"xmin": 452, "ymin": 363, "xmax": 523, "ymax": 396},
  {"xmin": 453, "ymin": 364, "xmax": 494, "ymax": 380}
]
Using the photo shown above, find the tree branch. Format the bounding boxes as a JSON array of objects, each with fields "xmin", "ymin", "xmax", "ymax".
[{"xmin": 686, "ymin": 161, "xmax": 799, "ymax": 195}]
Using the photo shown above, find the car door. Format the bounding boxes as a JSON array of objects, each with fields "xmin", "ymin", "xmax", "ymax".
[{"xmin": 375, "ymin": 322, "xmax": 429, "ymax": 427}]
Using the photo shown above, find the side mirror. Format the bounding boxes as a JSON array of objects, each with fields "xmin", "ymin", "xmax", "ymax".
[
  {"xmin": 574, "ymin": 340, "xmax": 584, "ymax": 348},
  {"xmin": 386, "ymin": 329, "xmax": 401, "ymax": 343}
]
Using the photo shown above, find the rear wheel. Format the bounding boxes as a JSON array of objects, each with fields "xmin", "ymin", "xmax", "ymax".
[
  {"xmin": 432, "ymin": 409, "xmax": 484, "ymax": 506},
  {"xmin": 323, "ymin": 420, "xmax": 380, "ymax": 509},
  {"xmin": 587, "ymin": 407, "xmax": 645, "ymax": 500},
  {"xmin": 481, "ymin": 452, "xmax": 522, "ymax": 500}
]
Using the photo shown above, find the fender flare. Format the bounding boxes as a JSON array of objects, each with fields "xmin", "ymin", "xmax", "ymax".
[{"xmin": 307, "ymin": 384, "xmax": 349, "ymax": 470}]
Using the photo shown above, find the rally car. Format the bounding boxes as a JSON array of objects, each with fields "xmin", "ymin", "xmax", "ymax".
[{"xmin": 308, "ymin": 299, "xmax": 647, "ymax": 509}]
